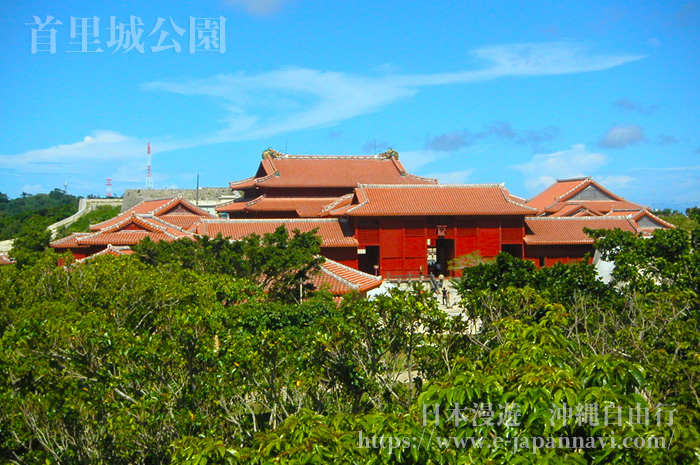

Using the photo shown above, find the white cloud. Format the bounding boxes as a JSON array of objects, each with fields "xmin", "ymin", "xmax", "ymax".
[
  {"xmin": 598, "ymin": 124, "xmax": 645, "ymax": 149},
  {"xmin": 145, "ymin": 42, "xmax": 644, "ymax": 146},
  {"xmin": 2, "ymin": 42, "xmax": 644, "ymax": 193},
  {"xmin": 514, "ymin": 144, "xmax": 607, "ymax": 192},
  {"xmin": 21, "ymin": 184, "xmax": 44, "ymax": 194},
  {"xmin": 222, "ymin": 0, "xmax": 290, "ymax": 15},
  {"xmin": 0, "ymin": 131, "xmax": 144, "ymax": 174},
  {"xmin": 598, "ymin": 175, "xmax": 633, "ymax": 189}
]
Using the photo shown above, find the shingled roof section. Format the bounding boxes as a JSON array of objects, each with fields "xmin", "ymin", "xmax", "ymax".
[
  {"xmin": 216, "ymin": 196, "xmax": 344, "ymax": 217},
  {"xmin": 545, "ymin": 200, "xmax": 645, "ymax": 215},
  {"xmin": 329, "ymin": 184, "xmax": 537, "ymax": 217},
  {"xmin": 526, "ymin": 177, "xmax": 646, "ymax": 215},
  {"xmin": 76, "ymin": 245, "xmax": 134, "ymax": 262},
  {"xmin": 605, "ymin": 209, "xmax": 676, "ymax": 232},
  {"xmin": 549, "ymin": 204, "xmax": 603, "ymax": 217},
  {"xmin": 196, "ymin": 218, "xmax": 358, "ymax": 248},
  {"xmin": 524, "ymin": 217, "xmax": 639, "ymax": 245},
  {"xmin": 52, "ymin": 214, "xmax": 195, "ymax": 249},
  {"xmin": 313, "ymin": 258, "xmax": 383, "ymax": 296},
  {"xmin": 229, "ymin": 150, "xmax": 437, "ymax": 190},
  {"xmin": 90, "ymin": 196, "xmax": 215, "ymax": 231}
]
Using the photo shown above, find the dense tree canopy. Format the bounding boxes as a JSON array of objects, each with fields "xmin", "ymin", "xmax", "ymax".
[
  {"xmin": 0, "ymin": 226, "xmax": 698, "ymax": 464},
  {"xmin": 0, "ymin": 189, "xmax": 79, "ymax": 240}
]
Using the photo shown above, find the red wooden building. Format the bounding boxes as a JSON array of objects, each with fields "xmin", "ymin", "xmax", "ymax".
[
  {"xmin": 324, "ymin": 184, "xmax": 536, "ymax": 277},
  {"xmin": 522, "ymin": 177, "xmax": 675, "ymax": 266},
  {"xmin": 49, "ymin": 150, "xmax": 675, "ymax": 282},
  {"xmin": 219, "ymin": 150, "xmax": 538, "ymax": 277},
  {"xmin": 51, "ymin": 196, "xmax": 213, "ymax": 259},
  {"xmin": 524, "ymin": 216, "xmax": 639, "ymax": 267},
  {"xmin": 216, "ymin": 148, "xmax": 437, "ymax": 218}
]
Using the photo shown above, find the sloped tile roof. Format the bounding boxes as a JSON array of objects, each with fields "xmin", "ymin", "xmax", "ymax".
[
  {"xmin": 549, "ymin": 204, "xmax": 603, "ymax": 217},
  {"xmin": 604, "ymin": 210, "xmax": 676, "ymax": 230},
  {"xmin": 526, "ymin": 178, "xmax": 591, "ymax": 212},
  {"xmin": 196, "ymin": 218, "xmax": 358, "ymax": 247},
  {"xmin": 526, "ymin": 177, "xmax": 646, "ymax": 215},
  {"xmin": 216, "ymin": 196, "xmax": 343, "ymax": 217},
  {"xmin": 313, "ymin": 258, "xmax": 383, "ymax": 295},
  {"xmin": 330, "ymin": 184, "xmax": 537, "ymax": 216},
  {"xmin": 51, "ymin": 232, "xmax": 91, "ymax": 248},
  {"xmin": 228, "ymin": 153, "xmax": 437, "ymax": 189},
  {"xmin": 524, "ymin": 217, "xmax": 638, "ymax": 245},
  {"xmin": 76, "ymin": 245, "xmax": 134, "ymax": 262},
  {"xmin": 90, "ymin": 196, "xmax": 214, "ymax": 231},
  {"xmin": 52, "ymin": 214, "xmax": 195, "ymax": 248},
  {"xmin": 545, "ymin": 200, "xmax": 644, "ymax": 215}
]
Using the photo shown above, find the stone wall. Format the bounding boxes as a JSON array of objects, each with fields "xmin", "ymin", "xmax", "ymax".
[
  {"xmin": 48, "ymin": 198, "xmax": 124, "ymax": 238},
  {"xmin": 122, "ymin": 188, "xmax": 233, "ymax": 212}
]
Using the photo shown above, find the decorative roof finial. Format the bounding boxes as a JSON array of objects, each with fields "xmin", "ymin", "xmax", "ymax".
[
  {"xmin": 379, "ymin": 149, "xmax": 399, "ymax": 160},
  {"xmin": 262, "ymin": 148, "xmax": 283, "ymax": 160}
]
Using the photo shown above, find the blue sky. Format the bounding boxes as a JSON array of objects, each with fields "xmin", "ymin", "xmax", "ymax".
[{"xmin": 1, "ymin": 0, "xmax": 698, "ymax": 210}]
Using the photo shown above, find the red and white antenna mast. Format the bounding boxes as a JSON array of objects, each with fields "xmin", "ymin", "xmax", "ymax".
[
  {"xmin": 146, "ymin": 142, "xmax": 153, "ymax": 189},
  {"xmin": 106, "ymin": 178, "xmax": 113, "ymax": 198}
]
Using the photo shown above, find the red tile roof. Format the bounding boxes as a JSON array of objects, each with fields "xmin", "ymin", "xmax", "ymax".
[
  {"xmin": 545, "ymin": 200, "xmax": 644, "ymax": 215},
  {"xmin": 329, "ymin": 184, "xmax": 537, "ymax": 217},
  {"xmin": 549, "ymin": 204, "xmax": 603, "ymax": 217},
  {"xmin": 313, "ymin": 258, "xmax": 383, "ymax": 295},
  {"xmin": 216, "ymin": 196, "xmax": 343, "ymax": 217},
  {"xmin": 76, "ymin": 245, "xmax": 134, "ymax": 262},
  {"xmin": 604, "ymin": 210, "xmax": 676, "ymax": 230},
  {"xmin": 526, "ymin": 178, "xmax": 591, "ymax": 212},
  {"xmin": 229, "ymin": 152, "xmax": 437, "ymax": 189},
  {"xmin": 52, "ymin": 214, "xmax": 195, "ymax": 248},
  {"xmin": 524, "ymin": 217, "xmax": 638, "ymax": 245},
  {"xmin": 195, "ymin": 218, "xmax": 358, "ymax": 247},
  {"xmin": 50, "ymin": 232, "xmax": 91, "ymax": 248},
  {"xmin": 90, "ymin": 196, "xmax": 214, "ymax": 231}
]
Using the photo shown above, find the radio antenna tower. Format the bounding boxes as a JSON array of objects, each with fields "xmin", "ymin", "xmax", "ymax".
[
  {"xmin": 146, "ymin": 142, "xmax": 154, "ymax": 189},
  {"xmin": 106, "ymin": 178, "xmax": 113, "ymax": 198}
]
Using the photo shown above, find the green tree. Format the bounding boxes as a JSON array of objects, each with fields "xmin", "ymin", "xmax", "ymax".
[
  {"xmin": 132, "ymin": 225, "xmax": 324, "ymax": 302},
  {"xmin": 8, "ymin": 220, "xmax": 51, "ymax": 268}
]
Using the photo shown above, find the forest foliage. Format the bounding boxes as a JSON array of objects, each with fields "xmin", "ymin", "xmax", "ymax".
[
  {"xmin": 0, "ymin": 226, "xmax": 698, "ymax": 464},
  {"xmin": 54, "ymin": 205, "xmax": 121, "ymax": 239},
  {"xmin": 0, "ymin": 190, "xmax": 79, "ymax": 240}
]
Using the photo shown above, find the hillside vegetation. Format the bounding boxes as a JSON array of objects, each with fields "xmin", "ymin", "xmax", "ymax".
[
  {"xmin": 0, "ymin": 189, "xmax": 79, "ymax": 240},
  {"xmin": 55, "ymin": 205, "xmax": 122, "ymax": 238}
]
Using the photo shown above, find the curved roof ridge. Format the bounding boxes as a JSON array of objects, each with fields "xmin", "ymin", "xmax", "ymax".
[
  {"xmin": 324, "ymin": 258, "xmax": 382, "ymax": 281},
  {"xmin": 527, "ymin": 215, "xmax": 638, "ymax": 220},
  {"xmin": 321, "ymin": 193, "xmax": 354, "ymax": 212},
  {"xmin": 355, "ymin": 183, "xmax": 505, "ymax": 188},
  {"xmin": 277, "ymin": 154, "xmax": 391, "ymax": 159},
  {"xmin": 141, "ymin": 215, "xmax": 197, "ymax": 235},
  {"xmin": 201, "ymin": 218, "xmax": 340, "ymax": 223},
  {"xmin": 320, "ymin": 265, "xmax": 360, "ymax": 291},
  {"xmin": 549, "ymin": 178, "xmax": 591, "ymax": 205},
  {"xmin": 500, "ymin": 187, "xmax": 538, "ymax": 212}
]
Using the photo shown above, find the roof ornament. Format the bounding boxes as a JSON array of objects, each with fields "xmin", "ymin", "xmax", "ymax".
[
  {"xmin": 379, "ymin": 149, "xmax": 399, "ymax": 160},
  {"xmin": 262, "ymin": 148, "xmax": 284, "ymax": 160}
]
